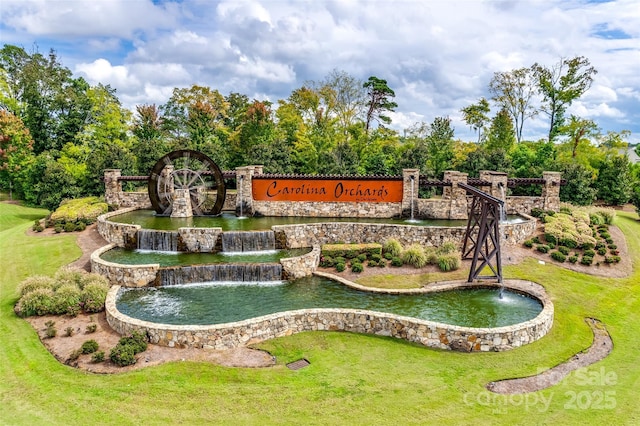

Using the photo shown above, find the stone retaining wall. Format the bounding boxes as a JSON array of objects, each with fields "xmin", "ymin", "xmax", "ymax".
[
  {"xmin": 91, "ymin": 244, "xmax": 159, "ymax": 287},
  {"xmin": 97, "ymin": 208, "xmax": 141, "ymax": 248},
  {"xmin": 105, "ymin": 278, "xmax": 553, "ymax": 352},
  {"xmin": 178, "ymin": 227, "xmax": 223, "ymax": 252},
  {"xmin": 281, "ymin": 245, "xmax": 320, "ymax": 279}
]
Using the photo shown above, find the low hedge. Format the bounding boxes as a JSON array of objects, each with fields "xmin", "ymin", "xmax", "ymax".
[{"xmin": 321, "ymin": 243, "xmax": 382, "ymax": 259}]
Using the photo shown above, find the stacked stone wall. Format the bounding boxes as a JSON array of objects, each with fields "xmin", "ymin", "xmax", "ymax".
[
  {"xmin": 97, "ymin": 208, "xmax": 141, "ymax": 248},
  {"xmin": 91, "ymin": 244, "xmax": 159, "ymax": 287},
  {"xmin": 105, "ymin": 279, "xmax": 553, "ymax": 352}
]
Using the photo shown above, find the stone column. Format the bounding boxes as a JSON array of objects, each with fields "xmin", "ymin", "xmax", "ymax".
[
  {"xmin": 402, "ymin": 169, "xmax": 420, "ymax": 218},
  {"xmin": 104, "ymin": 169, "xmax": 122, "ymax": 207},
  {"xmin": 479, "ymin": 170, "xmax": 508, "ymax": 201},
  {"xmin": 170, "ymin": 189, "xmax": 193, "ymax": 218},
  {"xmin": 235, "ymin": 166, "xmax": 258, "ymax": 216},
  {"xmin": 443, "ymin": 170, "xmax": 469, "ymax": 219},
  {"xmin": 542, "ymin": 171, "xmax": 561, "ymax": 212}
]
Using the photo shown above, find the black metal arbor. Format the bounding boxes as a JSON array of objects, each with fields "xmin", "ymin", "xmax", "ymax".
[
  {"xmin": 459, "ymin": 183, "xmax": 504, "ymax": 283},
  {"xmin": 148, "ymin": 149, "xmax": 226, "ymax": 216}
]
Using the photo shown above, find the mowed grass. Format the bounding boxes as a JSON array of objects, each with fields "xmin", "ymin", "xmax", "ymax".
[{"xmin": 1, "ymin": 202, "xmax": 639, "ymax": 425}]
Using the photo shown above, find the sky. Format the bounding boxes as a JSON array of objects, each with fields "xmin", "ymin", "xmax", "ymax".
[{"xmin": 2, "ymin": 0, "xmax": 639, "ymax": 143}]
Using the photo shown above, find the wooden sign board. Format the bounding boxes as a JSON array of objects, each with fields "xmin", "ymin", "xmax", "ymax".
[{"xmin": 252, "ymin": 179, "xmax": 403, "ymax": 203}]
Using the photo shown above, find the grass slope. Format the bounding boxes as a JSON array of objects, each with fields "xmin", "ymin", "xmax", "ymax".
[{"xmin": 1, "ymin": 202, "xmax": 639, "ymax": 425}]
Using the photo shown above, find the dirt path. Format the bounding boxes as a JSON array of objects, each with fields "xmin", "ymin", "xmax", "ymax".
[{"xmin": 486, "ymin": 318, "xmax": 613, "ymax": 394}]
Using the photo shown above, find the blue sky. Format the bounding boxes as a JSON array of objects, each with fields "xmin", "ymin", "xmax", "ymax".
[{"xmin": 2, "ymin": 0, "xmax": 639, "ymax": 143}]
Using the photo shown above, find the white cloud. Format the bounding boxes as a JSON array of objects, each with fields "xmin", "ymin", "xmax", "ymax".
[{"xmin": 1, "ymin": 0, "xmax": 639, "ymax": 140}]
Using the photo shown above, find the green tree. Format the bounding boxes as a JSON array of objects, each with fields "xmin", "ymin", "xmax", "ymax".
[
  {"xmin": 485, "ymin": 107, "xmax": 516, "ymax": 153},
  {"xmin": 363, "ymin": 76, "xmax": 397, "ymax": 135},
  {"xmin": 558, "ymin": 115, "xmax": 599, "ymax": 160},
  {"xmin": 533, "ymin": 56, "xmax": 597, "ymax": 142},
  {"xmin": 131, "ymin": 104, "xmax": 168, "ymax": 175},
  {"xmin": 425, "ymin": 117, "xmax": 455, "ymax": 180},
  {"xmin": 558, "ymin": 162, "xmax": 596, "ymax": 205},
  {"xmin": 489, "ymin": 67, "xmax": 537, "ymax": 143},
  {"xmin": 0, "ymin": 110, "xmax": 34, "ymax": 198},
  {"xmin": 460, "ymin": 98, "xmax": 491, "ymax": 143},
  {"xmin": 595, "ymin": 155, "xmax": 632, "ymax": 205}
]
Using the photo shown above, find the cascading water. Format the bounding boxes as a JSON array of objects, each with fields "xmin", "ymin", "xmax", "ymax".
[
  {"xmin": 222, "ymin": 231, "xmax": 276, "ymax": 252},
  {"xmin": 137, "ymin": 229, "xmax": 179, "ymax": 251},
  {"xmin": 498, "ymin": 183, "xmax": 507, "ymax": 222},
  {"xmin": 157, "ymin": 263, "xmax": 282, "ymax": 286},
  {"xmin": 410, "ymin": 175, "xmax": 415, "ymax": 221}
]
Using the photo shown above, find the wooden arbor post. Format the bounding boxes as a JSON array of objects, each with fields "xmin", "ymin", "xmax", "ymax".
[{"xmin": 459, "ymin": 183, "xmax": 504, "ymax": 283}]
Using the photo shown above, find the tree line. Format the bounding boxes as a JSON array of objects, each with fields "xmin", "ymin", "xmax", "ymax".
[{"xmin": 1, "ymin": 44, "xmax": 639, "ymax": 212}]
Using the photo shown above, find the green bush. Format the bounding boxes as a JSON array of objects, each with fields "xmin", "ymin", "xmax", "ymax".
[
  {"xmin": 581, "ymin": 242, "xmax": 595, "ymax": 250},
  {"xmin": 18, "ymin": 275, "xmax": 56, "ymax": 296},
  {"xmin": 91, "ymin": 351, "xmax": 105, "ymax": 363},
  {"xmin": 75, "ymin": 222, "xmax": 86, "ymax": 232},
  {"xmin": 383, "ymin": 252, "xmax": 393, "ymax": 260},
  {"xmin": 581, "ymin": 256, "xmax": 594, "ymax": 266},
  {"xmin": 437, "ymin": 241, "xmax": 457, "ymax": 255},
  {"xmin": 583, "ymin": 249, "xmax": 596, "ymax": 257},
  {"xmin": 605, "ymin": 255, "xmax": 621, "ymax": 264},
  {"xmin": 54, "ymin": 267, "xmax": 85, "ymax": 289},
  {"xmin": 64, "ymin": 327, "xmax": 74, "ymax": 337},
  {"xmin": 558, "ymin": 246, "xmax": 570, "ymax": 255},
  {"xmin": 437, "ymin": 253, "xmax": 461, "ymax": 272},
  {"xmin": 80, "ymin": 281, "xmax": 110, "ymax": 313},
  {"xmin": 335, "ymin": 262, "xmax": 346, "ymax": 272},
  {"xmin": 15, "ymin": 288, "xmax": 54, "ymax": 317},
  {"xmin": 530, "ymin": 208, "xmax": 545, "ymax": 218},
  {"xmin": 86, "ymin": 323, "xmax": 98, "ymax": 333},
  {"xmin": 550, "ymin": 251, "xmax": 566, "ymax": 263},
  {"xmin": 390, "ymin": 257, "xmax": 403, "ymax": 267},
  {"xmin": 568, "ymin": 255, "xmax": 579, "ymax": 263},
  {"xmin": 532, "ymin": 236, "xmax": 541, "ymax": 244},
  {"xmin": 382, "ymin": 239, "xmax": 403, "ymax": 257},
  {"xmin": 559, "ymin": 238, "xmax": 578, "ymax": 249},
  {"xmin": 351, "ymin": 263, "xmax": 364, "ymax": 273},
  {"xmin": 377, "ymin": 261, "xmax": 386, "ymax": 268},
  {"xmin": 119, "ymin": 331, "xmax": 148, "ymax": 354},
  {"xmin": 544, "ymin": 233, "xmax": 557, "ymax": 245},
  {"xmin": 63, "ymin": 222, "xmax": 76, "ymax": 233},
  {"xmin": 536, "ymin": 245, "xmax": 549, "ymax": 254},
  {"xmin": 319, "ymin": 256, "xmax": 335, "ymax": 268},
  {"xmin": 370, "ymin": 254, "xmax": 382, "ymax": 262},
  {"xmin": 45, "ymin": 321, "xmax": 57, "ymax": 338},
  {"xmin": 597, "ymin": 247, "xmax": 607, "ymax": 255},
  {"xmin": 356, "ymin": 253, "xmax": 368, "ymax": 262},
  {"xmin": 401, "ymin": 244, "xmax": 427, "ymax": 268},
  {"xmin": 51, "ymin": 284, "xmax": 82, "ymax": 316},
  {"xmin": 49, "ymin": 197, "xmax": 108, "ymax": 228},
  {"xmin": 523, "ymin": 240, "xmax": 534, "ymax": 248},
  {"xmin": 608, "ymin": 244, "xmax": 617, "ymax": 250},
  {"xmin": 367, "ymin": 260, "xmax": 378, "ymax": 267},
  {"xmin": 81, "ymin": 340, "xmax": 99, "ymax": 354},
  {"xmin": 109, "ymin": 344, "xmax": 136, "ymax": 367},
  {"xmin": 605, "ymin": 237, "xmax": 614, "ymax": 245},
  {"xmin": 334, "ymin": 256, "xmax": 346, "ymax": 265},
  {"xmin": 54, "ymin": 225, "xmax": 63, "ymax": 233}
]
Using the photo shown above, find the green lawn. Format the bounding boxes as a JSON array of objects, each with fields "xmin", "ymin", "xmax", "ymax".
[{"xmin": 1, "ymin": 202, "xmax": 639, "ymax": 425}]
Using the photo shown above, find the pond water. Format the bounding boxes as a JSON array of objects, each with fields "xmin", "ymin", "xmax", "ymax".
[
  {"xmin": 116, "ymin": 276, "xmax": 542, "ymax": 327},
  {"xmin": 110, "ymin": 210, "xmax": 527, "ymax": 231}
]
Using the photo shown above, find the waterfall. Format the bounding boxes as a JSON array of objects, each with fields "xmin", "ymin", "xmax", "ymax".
[
  {"xmin": 157, "ymin": 263, "xmax": 282, "ymax": 285},
  {"xmin": 137, "ymin": 230, "xmax": 179, "ymax": 251},
  {"xmin": 499, "ymin": 184, "xmax": 507, "ymax": 222},
  {"xmin": 221, "ymin": 231, "xmax": 276, "ymax": 252}
]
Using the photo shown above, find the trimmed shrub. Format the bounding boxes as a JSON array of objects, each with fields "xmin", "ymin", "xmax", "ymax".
[
  {"xmin": 605, "ymin": 255, "xmax": 621, "ymax": 264},
  {"xmin": 119, "ymin": 331, "xmax": 148, "ymax": 355},
  {"xmin": 559, "ymin": 238, "xmax": 578, "ymax": 249},
  {"xmin": 608, "ymin": 244, "xmax": 617, "ymax": 250},
  {"xmin": 583, "ymin": 249, "xmax": 596, "ymax": 257},
  {"xmin": 54, "ymin": 225, "xmax": 63, "ymax": 233},
  {"xmin": 581, "ymin": 256, "xmax": 594, "ymax": 266},
  {"xmin": 63, "ymin": 222, "xmax": 76, "ymax": 233},
  {"xmin": 550, "ymin": 251, "xmax": 566, "ymax": 263},
  {"xmin": 568, "ymin": 255, "xmax": 578, "ymax": 264},
  {"xmin": 544, "ymin": 233, "xmax": 557, "ymax": 245},
  {"xmin": 536, "ymin": 245, "xmax": 549, "ymax": 254},
  {"xmin": 351, "ymin": 263, "xmax": 364, "ymax": 273},
  {"xmin": 377, "ymin": 261, "xmax": 386, "ymax": 268},
  {"xmin": 45, "ymin": 321, "xmax": 57, "ymax": 338},
  {"xmin": 390, "ymin": 257, "xmax": 403, "ymax": 267},
  {"xmin": 319, "ymin": 256, "xmax": 335, "ymax": 268},
  {"xmin": 370, "ymin": 254, "xmax": 382, "ymax": 262},
  {"xmin": 75, "ymin": 222, "xmax": 86, "ymax": 232},
  {"xmin": 597, "ymin": 247, "xmax": 607, "ymax": 256},
  {"xmin": 558, "ymin": 246, "xmax": 570, "ymax": 256},
  {"xmin": 530, "ymin": 208, "xmax": 545, "ymax": 218},
  {"xmin": 356, "ymin": 253, "xmax": 368, "ymax": 262},
  {"xmin": 605, "ymin": 237, "xmax": 614, "ymax": 245},
  {"xmin": 367, "ymin": 260, "xmax": 378, "ymax": 267},
  {"xmin": 81, "ymin": 340, "xmax": 99, "ymax": 354},
  {"xmin": 437, "ymin": 253, "xmax": 461, "ymax": 272},
  {"xmin": 401, "ymin": 244, "xmax": 427, "ymax": 268},
  {"xmin": 523, "ymin": 240, "xmax": 534, "ymax": 248},
  {"xmin": 382, "ymin": 239, "xmax": 403, "ymax": 257},
  {"xmin": 109, "ymin": 344, "xmax": 136, "ymax": 367},
  {"xmin": 581, "ymin": 242, "xmax": 595, "ymax": 251},
  {"xmin": 532, "ymin": 236, "xmax": 541, "ymax": 244},
  {"xmin": 18, "ymin": 275, "xmax": 56, "ymax": 296},
  {"xmin": 335, "ymin": 262, "xmax": 346, "ymax": 272},
  {"xmin": 383, "ymin": 252, "xmax": 393, "ymax": 260},
  {"xmin": 91, "ymin": 351, "xmax": 105, "ymax": 363},
  {"xmin": 86, "ymin": 323, "xmax": 98, "ymax": 334},
  {"xmin": 65, "ymin": 327, "xmax": 74, "ymax": 337}
]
